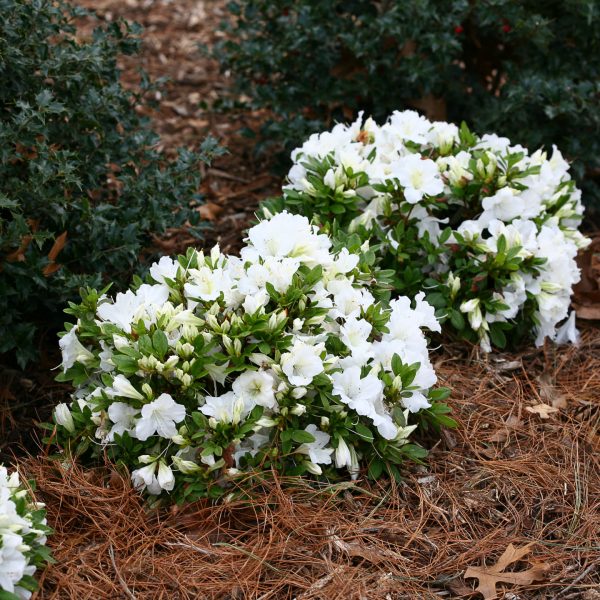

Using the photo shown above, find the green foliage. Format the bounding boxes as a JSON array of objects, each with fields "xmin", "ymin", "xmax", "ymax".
[
  {"xmin": 216, "ymin": 0, "xmax": 599, "ymax": 211},
  {"xmin": 0, "ymin": 0, "xmax": 223, "ymax": 366}
]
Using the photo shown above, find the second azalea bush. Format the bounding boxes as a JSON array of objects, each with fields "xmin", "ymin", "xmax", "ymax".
[
  {"xmin": 0, "ymin": 466, "xmax": 51, "ymax": 600},
  {"xmin": 262, "ymin": 111, "xmax": 590, "ymax": 351},
  {"xmin": 52, "ymin": 213, "xmax": 451, "ymax": 502}
]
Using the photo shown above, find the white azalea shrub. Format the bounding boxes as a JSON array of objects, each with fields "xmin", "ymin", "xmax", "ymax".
[
  {"xmin": 263, "ymin": 111, "xmax": 591, "ymax": 351},
  {"xmin": 0, "ymin": 466, "xmax": 51, "ymax": 599},
  {"xmin": 53, "ymin": 213, "xmax": 452, "ymax": 502}
]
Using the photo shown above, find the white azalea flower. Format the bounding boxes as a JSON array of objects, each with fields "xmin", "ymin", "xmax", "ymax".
[
  {"xmin": 150, "ymin": 256, "xmax": 179, "ymax": 284},
  {"xmin": 184, "ymin": 266, "xmax": 224, "ymax": 302},
  {"xmin": 0, "ymin": 531, "xmax": 29, "ymax": 595},
  {"xmin": 106, "ymin": 374, "xmax": 144, "ymax": 401},
  {"xmin": 97, "ymin": 284, "xmax": 169, "ymax": 332},
  {"xmin": 107, "ymin": 402, "xmax": 138, "ymax": 441},
  {"xmin": 200, "ymin": 391, "xmax": 253, "ymax": 425},
  {"xmin": 280, "ymin": 340, "xmax": 324, "ymax": 386},
  {"xmin": 295, "ymin": 424, "xmax": 333, "ymax": 466},
  {"xmin": 392, "ymin": 154, "xmax": 444, "ymax": 203},
  {"xmin": 135, "ymin": 393, "xmax": 186, "ymax": 440},
  {"xmin": 131, "ymin": 462, "xmax": 162, "ymax": 495},
  {"xmin": 59, "ymin": 326, "xmax": 95, "ymax": 372},
  {"xmin": 232, "ymin": 370, "xmax": 277, "ymax": 410},
  {"xmin": 387, "ymin": 109, "xmax": 431, "ymax": 144}
]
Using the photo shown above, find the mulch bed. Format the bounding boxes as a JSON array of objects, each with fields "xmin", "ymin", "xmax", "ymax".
[
  {"xmin": 22, "ymin": 328, "xmax": 600, "ymax": 599},
  {"xmin": 3, "ymin": 1, "xmax": 600, "ymax": 598}
]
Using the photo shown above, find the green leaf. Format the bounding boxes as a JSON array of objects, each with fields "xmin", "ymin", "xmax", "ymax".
[
  {"xmin": 428, "ymin": 387, "xmax": 451, "ymax": 401},
  {"xmin": 354, "ymin": 422, "xmax": 374, "ymax": 442},
  {"xmin": 152, "ymin": 330, "xmax": 169, "ymax": 359},
  {"xmin": 291, "ymin": 430, "xmax": 316, "ymax": 444},
  {"xmin": 449, "ymin": 309, "xmax": 465, "ymax": 330},
  {"xmin": 368, "ymin": 458, "xmax": 384, "ymax": 480},
  {"xmin": 112, "ymin": 355, "xmax": 139, "ymax": 374},
  {"xmin": 489, "ymin": 323, "xmax": 507, "ymax": 349}
]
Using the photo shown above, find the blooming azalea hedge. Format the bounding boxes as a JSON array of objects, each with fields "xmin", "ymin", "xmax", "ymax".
[
  {"xmin": 0, "ymin": 466, "xmax": 51, "ymax": 599},
  {"xmin": 262, "ymin": 111, "xmax": 590, "ymax": 351},
  {"xmin": 52, "ymin": 213, "xmax": 452, "ymax": 503}
]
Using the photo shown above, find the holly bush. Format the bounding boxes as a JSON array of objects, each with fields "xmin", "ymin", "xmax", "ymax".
[
  {"xmin": 0, "ymin": 0, "xmax": 222, "ymax": 367},
  {"xmin": 215, "ymin": 0, "xmax": 600, "ymax": 213}
]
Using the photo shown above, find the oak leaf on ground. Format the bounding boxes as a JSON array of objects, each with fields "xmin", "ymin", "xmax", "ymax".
[{"xmin": 464, "ymin": 542, "xmax": 550, "ymax": 599}]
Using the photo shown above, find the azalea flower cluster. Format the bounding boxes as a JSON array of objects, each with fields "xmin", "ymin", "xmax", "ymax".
[
  {"xmin": 53, "ymin": 212, "xmax": 451, "ymax": 502},
  {"xmin": 268, "ymin": 110, "xmax": 590, "ymax": 351},
  {"xmin": 0, "ymin": 466, "xmax": 51, "ymax": 599}
]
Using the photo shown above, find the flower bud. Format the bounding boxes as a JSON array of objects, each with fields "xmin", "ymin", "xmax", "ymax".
[
  {"xmin": 142, "ymin": 383, "xmax": 153, "ymax": 399},
  {"xmin": 447, "ymin": 272, "xmax": 461, "ymax": 298},
  {"xmin": 348, "ymin": 446, "xmax": 360, "ymax": 480},
  {"xmin": 305, "ymin": 462, "xmax": 322, "ymax": 475},
  {"xmin": 324, "ymin": 168, "xmax": 336, "ymax": 189},
  {"xmin": 54, "ymin": 403, "xmax": 75, "ymax": 433},
  {"xmin": 540, "ymin": 281, "xmax": 563, "ymax": 293},
  {"xmin": 222, "ymin": 335, "xmax": 233, "ymax": 353},
  {"xmin": 476, "ymin": 158, "xmax": 485, "ymax": 178},
  {"xmin": 267, "ymin": 313, "xmax": 279, "ymax": 331},
  {"xmin": 163, "ymin": 355, "xmax": 179, "ymax": 370},
  {"xmin": 138, "ymin": 454, "xmax": 155, "ymax": 464},
  {"xmin": 210, "ymin": 244, "xmax": 221, "ymax": 265},
  {"xmin": 206, "ymin": 314, "xmax": 219, "ymax": 330},
  {"xmin": 171, "ymin": 456, "xmax": 201, "ymax": 474},
  {"xmin": 335, "ymin": 437, "xmax": 352, "ymax": 469},
  {"xmin": 291, "ymin": 403, "xmax": 306, "ymax": 416},
  {"xmin": 233, "ymin": 338, "xmax": 242, "ymax": 356},
  {"xmin": 256, "ymin": 417, "xmax": 277, "ymax": 428}
]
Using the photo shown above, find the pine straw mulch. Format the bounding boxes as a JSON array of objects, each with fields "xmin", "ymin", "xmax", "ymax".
[{"xmin": 19, "ymin": 326, "xmax": 600, "ymax": 600}]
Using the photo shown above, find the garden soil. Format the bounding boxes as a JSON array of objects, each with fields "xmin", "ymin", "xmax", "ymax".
[{"xmin": 3, "ymin": 0, "xmax": 599, "ymax": 598}]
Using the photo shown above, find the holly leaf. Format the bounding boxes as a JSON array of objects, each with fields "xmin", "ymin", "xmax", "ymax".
[{"xmin": 464, "ymin": 543, "xmax": 550, "ymax": 599}]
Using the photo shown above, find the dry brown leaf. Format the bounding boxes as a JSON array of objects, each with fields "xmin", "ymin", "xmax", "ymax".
[
  {"xmin": 198, "ymin": 202, "xmax": 223, "ymax": 221},
  {"xmin": 538, "ymin": 372, "xmax": 568, "ymax": 409},
  {"xmin": 490, "ymin": 358, "xmax": 522, "ymax": 373},
  {"xmin": 329, "ymin": 531, "xmax": 407, "ymax": 565},
  {"xmin": 573, "ymin": 302, "xmax": 600, "ymax": 320},
  {"xmin": 47, "ymin": 231, "xmax": 68, "ymax": 262},
  {"xmin": 5, "ymin": 235, "xmax": 33, "ymax": 262},
  {"xmin": 488, "ymin": 415, "xmax": 523, "ymax": 443},
  {"xmin": 42, "ymin": 262, "xmax": 62, "ymax": 277},
  {"xmin": 525, "ymin": 403, "xmax": 559, "ymax": 418},
  {"xmin": 464, "ymin": 543, "xmax": 550, "ymax": 599}
]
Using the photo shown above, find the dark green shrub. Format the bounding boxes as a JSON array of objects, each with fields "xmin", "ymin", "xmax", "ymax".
[
  {"xmin": 0, "ymin": 0, "xmax": 222, "ymax": 367},
  {"xmin": 216, "ymin": 0, "xmax": 600, "ymax": 212}
]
